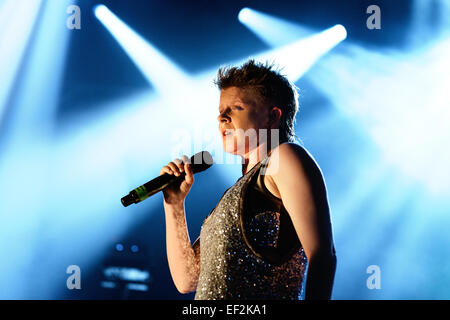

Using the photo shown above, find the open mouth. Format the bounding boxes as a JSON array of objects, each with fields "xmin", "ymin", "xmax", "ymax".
[{"xmin": 221, "ymin": 129, "xmax": 234, "ymax": 137}]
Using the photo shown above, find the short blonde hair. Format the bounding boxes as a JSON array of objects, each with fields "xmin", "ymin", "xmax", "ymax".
[{"xmin": 215, "ymin": 59, "xmax": 299, "ymax": 143}]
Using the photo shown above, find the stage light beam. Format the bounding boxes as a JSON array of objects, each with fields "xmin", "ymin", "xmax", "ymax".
[
  {"xmin": 255, "ymin": 24, "xmax": 347, "ymax": 82},
  {"xmin": 0, "ymin": 0, "xmax": 43, "ymax": 126},
  {"xmin": 1, "ymin": 0, "xmax": 75, "ymax": 148},
  {"xmin": 0, "ymin": 0, "xmax": 83, "ymax": 299},
  {"xmin": 238, "ymin": 7, "xmax": 315, "ymax": 46},
  {"xmin": 93, "ymin": 4, "xmax": 190, "ymax": 95}
]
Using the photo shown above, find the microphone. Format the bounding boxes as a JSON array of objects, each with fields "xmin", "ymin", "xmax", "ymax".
[{"xmin": 121, "ymin": 151, "xmax": 213, "ymax": 207}]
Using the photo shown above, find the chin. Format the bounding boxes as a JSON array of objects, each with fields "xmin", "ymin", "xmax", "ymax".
[
  {"xmin": 222, "ymin": 136, "xmax": 240, "ymax": 155},
  {"xmin": 222, "ymin": 142, "xmax": 238, "ymax": 155},
  {"xmin": 222, "ymin": 137, "xmax": 252, "ymax": 156}
]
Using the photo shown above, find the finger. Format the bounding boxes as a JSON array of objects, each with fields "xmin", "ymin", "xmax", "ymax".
[
  {"xmin": 173, "ymin": 158, "xmax": 185, "ymax": 173},
  {"xmin": 181, "ymin": 156, "xmax": 193, "ymax": 183},
  {"xmin": 184, "ymin": 161, "xmax": 194, "ymax": 185},
  {"xmin": 167, "ymin": 162, "xmax": 181, "ymax": 176},
  {"xmin": 181, "ymin": 155, "xmax": 191, "ymax": 171},
  {"xmin": 181, "ymin": 155, "xmax": 191, "ymax": 165},
  {"xmin": 160, "ymin": 166, "xmax": 174, "ymax": 175}
]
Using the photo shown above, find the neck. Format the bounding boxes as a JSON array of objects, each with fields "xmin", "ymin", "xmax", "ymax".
[{"xmin": 241, "ymin": 141, "xmax": 271, "ymax": 175}]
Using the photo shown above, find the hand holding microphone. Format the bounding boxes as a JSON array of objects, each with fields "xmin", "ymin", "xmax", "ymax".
[
  {"xmin": 121, "ymin": 151, "xmax": 213, "ymax": 207},
  {"xmin": 160, "ymin": 155, "xmax": 194, "ymax": 206}
]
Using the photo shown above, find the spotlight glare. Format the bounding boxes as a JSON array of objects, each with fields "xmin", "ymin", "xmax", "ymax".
[
  {"xmin": 237, "ymin": 7, "xmax": 315, "ymax": 46},
  {"xmin": 335, "ymin": 24, "xmax": 347, "ymax": 40},
  {"xmin": 93, "ymin": 4, "xmax": 108, "ymax": 19},
  {"xmin": 255, "ymin": 23, "xmax": 348, "ymax": 81},
  {"xmin": 238, "ymin": 7, "xmax": 251, "ymax": 22}
]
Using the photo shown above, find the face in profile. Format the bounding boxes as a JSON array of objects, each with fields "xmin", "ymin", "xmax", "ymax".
[{"xmin": 217, "ymin": 86, "xmax": 273, "ymax": 156}]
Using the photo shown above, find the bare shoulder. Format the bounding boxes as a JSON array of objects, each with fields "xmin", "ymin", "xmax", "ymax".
[
  {"xmin": 267, "ymin": 142, "xmax": 321, "ymax": 176},
  {"xmin": 264, "ymin": 142, "xmax": 328, "ymax": 200}
]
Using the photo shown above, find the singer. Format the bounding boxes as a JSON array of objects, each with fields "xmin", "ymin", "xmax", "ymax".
[{"xmin": 160, "ymin": 60, "xmax": 336, "ymax": 300}]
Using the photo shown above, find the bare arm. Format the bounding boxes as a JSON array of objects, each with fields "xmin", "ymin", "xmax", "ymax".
[
  {"xmin": 161, "ymin": 156, "xmax": 200, "ymax": 294},
  {"xmin": 267, "ymin": 143, "xmax": 337, "ymax": 300}
]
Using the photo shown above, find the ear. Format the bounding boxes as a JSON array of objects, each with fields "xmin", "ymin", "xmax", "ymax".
[{"xmin": 268, "ymin": 107, "xmax": 282, "ymax": 128}]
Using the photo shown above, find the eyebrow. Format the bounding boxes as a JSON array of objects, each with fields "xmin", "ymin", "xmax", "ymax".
[{"xmin": 218, "ymin": 101, "xmax": 245, "ymax": 113}]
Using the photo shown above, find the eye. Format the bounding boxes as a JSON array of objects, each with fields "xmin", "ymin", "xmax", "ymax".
[{"xmin": 234, "ymin": 106, "xmax": 244, "ymax": 110}]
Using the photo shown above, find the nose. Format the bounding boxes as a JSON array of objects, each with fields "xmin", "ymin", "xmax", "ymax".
[{"xmin": 217, "ymin": 112, "xmax": 230, "ymax": 123}]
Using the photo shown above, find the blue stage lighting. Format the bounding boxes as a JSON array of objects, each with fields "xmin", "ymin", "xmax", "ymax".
[
  {"xmin": 0, "ymin": 0, "xmax": 43, "ymax": 125},
  {"xmin": 2, "ymin": 0, "xmax": 75, "ymax": 146},
  {"xmin": 255, "ymin": 23, "xmax": 347, "ymax": 82},
  {"xmin": 238, "ymin": 7, "xmax": 314, "ymax": 46},
  {"xmin": 237, "ymin": 7, "xmax": 251, "ymax": 22},
  {"xmin": 0, "ymin": 0, "xmax": 79, "ymax": 300},
  {"xmin": 93, "ymin": 4, "xmax": 189, "ymax": 95},
  {"xmin": 93, "ymin": 3, "xmax": 108, "ymax": 18},
  {"xmin": 305, "ymin": 38, "xmax": 450, "ymax": 196}
]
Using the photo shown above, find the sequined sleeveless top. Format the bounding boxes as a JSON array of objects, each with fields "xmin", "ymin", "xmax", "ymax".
[{"xmin": 194, "ymin": 158, "xmax": 308, "ymax": 300}]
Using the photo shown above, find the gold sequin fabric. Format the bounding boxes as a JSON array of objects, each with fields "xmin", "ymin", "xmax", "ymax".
[{"xmin": 194, "ymin": 161, "xmax": 308, "ymax": 300}]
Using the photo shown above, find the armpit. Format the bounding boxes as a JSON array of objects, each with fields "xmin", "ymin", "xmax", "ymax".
[{"xmin": 193, "ymin": 237, "xmax": 201, "ymax": 271}]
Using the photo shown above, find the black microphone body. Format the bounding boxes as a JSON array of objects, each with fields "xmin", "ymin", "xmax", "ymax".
[{"xmin": 121, "ymin": 151, "xmax": 213, "ymax": 207}]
